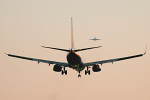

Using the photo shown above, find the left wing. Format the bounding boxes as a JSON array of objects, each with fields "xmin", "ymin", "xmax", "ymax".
[
  {"xmin": 84, "ymin": 52, "xmax": 146, "ymax": 66},
  {"xmin": 6, "ymin": 53, "xmax": 68, "ymax": 66}
]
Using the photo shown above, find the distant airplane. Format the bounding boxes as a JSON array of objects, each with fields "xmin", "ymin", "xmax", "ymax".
[
  {"xmin": 89, "ymin": 37, "xmax": 101, "ymax": 41},
  {"xmin": 6, "ymin": 18, "xmax": 146, "ymax": 77}
]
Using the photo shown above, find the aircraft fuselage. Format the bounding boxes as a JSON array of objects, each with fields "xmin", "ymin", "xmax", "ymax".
[{"xmin": 67, "ymin": 50, "xmax": 85, "ymax": 72}]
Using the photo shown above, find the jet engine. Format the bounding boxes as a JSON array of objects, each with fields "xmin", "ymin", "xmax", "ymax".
[
  {"xmin": 53, "ymin": 64, "xmax": 62, "ymax": 72},
  {"xmin": 92, "ymin": 64, "xmax": 101, "ymax": 72}
]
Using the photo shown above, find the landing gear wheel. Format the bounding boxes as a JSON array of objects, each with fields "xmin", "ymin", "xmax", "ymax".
[
  {"xmin": 61, "ymin": 70, "xmax": 67, "ymax": 75},
  {"xmin": 61, "ymin": 66, "xmax": 67, "ymax": 75},
  {"xmin": 65, "ymin": 70, "xmax": 67, "ymax": 75},
  {"xmin": 78, "ymin": 71, "xmax": 81, "ymax": 77},
  {"xmin": 78, "ymin": 75, "xmax": 81, "ymax": 77},
  {"xmin": 61, "ymin": 70, "xmax": 64, "ymax": 75},
  {"xmin": 85, "ymin": 70, "xmax": 87, "ymax": 75},
  {"xmin": 88, "ymin": 70, "xmax": 90, "ymax": 75},
  {"xmin": 85, "ymin": 66, "xmax": 90, "ymax": 75}
]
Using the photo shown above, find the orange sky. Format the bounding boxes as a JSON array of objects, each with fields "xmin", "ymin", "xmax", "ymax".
[{"xmin": 0, "ymin": 0, "xmax": 150, "ymax": 100}]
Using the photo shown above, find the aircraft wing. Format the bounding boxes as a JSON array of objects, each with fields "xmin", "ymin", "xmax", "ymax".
[
  {"xmin": 89, "ymin": 39, "xmax": 94, "ymax": 40},
  {"xmin": 84, "ymin": 52, "xmax": 146, "ymax": 66},
  {"xmin": 6, "ymin": 53, "xmax": 68, "ymax": 66}
]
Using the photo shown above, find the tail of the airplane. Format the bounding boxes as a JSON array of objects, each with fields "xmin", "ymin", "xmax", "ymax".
[
  {"xmin": 42, "ymin": 18, "xmax": 102, "ymax": 52},
  {"xmin": 70, "ymin": 18, "xmax": 102, "ymax": 51},
  {"xmin": 71, "ymin": 17, "xmax": 74, "ymax": 49}
]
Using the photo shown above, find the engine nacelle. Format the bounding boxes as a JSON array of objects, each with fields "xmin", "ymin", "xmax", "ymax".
[
  {"xmin": 92, "ymin": 64, "xmax": 101, "ymax": 72},
  {"xmin": 53, "ymin": 64, "xmax": 62, "ymax": 72}
]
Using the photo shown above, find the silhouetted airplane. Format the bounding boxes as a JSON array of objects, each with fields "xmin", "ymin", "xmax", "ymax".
[
  {"xmin": 6, "ymin": 18, "xmax": 146, "ymax": 77},
  {"xmin": 89, "ymin": 37, "xmax": 101, "ymax": 41}
]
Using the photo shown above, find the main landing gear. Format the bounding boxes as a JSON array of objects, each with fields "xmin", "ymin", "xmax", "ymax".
[
  {"xmin": 78, "ymin": 66, "xmax": 90, "ymax": 77},
  {"xmin": 85, "ymin": 66, "xmax": 90, "ymax": 75},
  {"xmin": 61, "ymin": 66, "xmax": 67, "ymax": 75}
]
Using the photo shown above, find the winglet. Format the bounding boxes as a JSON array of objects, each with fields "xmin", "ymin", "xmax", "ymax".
[
  {"xmin": 71, "ymin": 17, "xmax": 74, "ymax": 49},
  {"xmin": 143, "ymin": 44, "xmax": 147, "ymax": 55},
  {"xmin": 5, "ymin": 53, "xmax": 8, "ymax": 55}
]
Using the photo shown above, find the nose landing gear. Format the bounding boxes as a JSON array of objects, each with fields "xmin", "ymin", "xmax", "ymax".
[{"xmin": 78, "ymin": 71, "xmax": 81, "ymax": 77}]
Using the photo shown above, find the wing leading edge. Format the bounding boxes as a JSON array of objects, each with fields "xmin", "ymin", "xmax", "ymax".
[
  {"xmin": 84, "ymin": 52, "xmax": 146, "ymax": 66},
  {"xmin": 6, "ymin": 53, "xmax": 68, "ymax": 66}
]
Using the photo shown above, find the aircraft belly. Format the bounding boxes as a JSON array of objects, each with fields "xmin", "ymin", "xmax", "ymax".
[
  {"xmin": 70, "ymin": 63, "xmax": 85, "ymax": 72},
  {"xmin": 74, "ymin": 66, "xmax": 85, "ymax": 72}
]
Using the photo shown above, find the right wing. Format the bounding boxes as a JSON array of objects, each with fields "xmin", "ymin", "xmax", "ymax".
[
  {"xmin": 6, "ymin": 53, "xmax": 68, "ymax": 66},
  {"xmin": 84, "ymin": 52, "xmax": 146, "ymax": 66}
]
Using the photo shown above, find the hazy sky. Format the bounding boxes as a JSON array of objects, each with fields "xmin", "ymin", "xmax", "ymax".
[{"xmin": 1, "ymin": 0, "xmax": 150, "ymax": 100}]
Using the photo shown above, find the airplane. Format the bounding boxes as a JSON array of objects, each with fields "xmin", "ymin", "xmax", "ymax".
[
  {"xmin": 6, "ymin": 18, "xmax": 146, "ymax": 77},
  {"xmin": 89, "ymin": 37, "xmax": 101, "ymax": 41}
]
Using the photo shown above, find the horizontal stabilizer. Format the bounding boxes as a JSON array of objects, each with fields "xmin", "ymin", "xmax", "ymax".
[
  {"xmin": 89, "ymin": 39, "xmax": 101, "ymax": 40},
  {"xmin": 74, "ymin": 46, "xmax": 102, "ymax": 52},
  {"xmin": 41, "ymin": 46, "xmax": 70, "ymax": 52}
]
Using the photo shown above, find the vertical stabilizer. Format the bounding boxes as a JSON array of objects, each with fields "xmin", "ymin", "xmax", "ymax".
[{"xmin": 71, "ymin": 17, "xmax": 74, "ymax": 49}]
